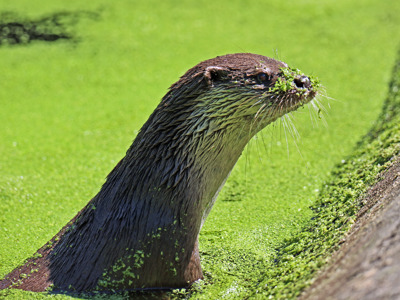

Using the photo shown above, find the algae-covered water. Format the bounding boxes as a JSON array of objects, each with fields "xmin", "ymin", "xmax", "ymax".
[{"xmin": 1, "ymin": 0, "xmax": 400, "ymax": 299}]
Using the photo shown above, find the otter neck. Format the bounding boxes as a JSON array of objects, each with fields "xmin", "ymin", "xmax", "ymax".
[{"xmin": 118, "ymin": 97, "xmax": 259, "ymax": 233}]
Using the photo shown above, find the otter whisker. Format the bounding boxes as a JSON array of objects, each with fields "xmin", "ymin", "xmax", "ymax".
[
  {"xmin": 280, "ymin": 115, "xmax": 291, "ymax": 158},
  {"xmin": 288, "ymin": 112, "xmax": 304, "ymax": 156},
  {"xmin": 286, "ymin": 112, "xmax": 301, "ymax": 140},
  {"xmin": 309, "ymin": 98, "xmax": 328, "ymax": 127},
  {"xmin": 307, "ymin": 101, "xmax": 320, "ymax": 128},
  {"xmin": 259, "ymin": 102, "xmax": 276, "ymax": 125},
  {"xmin": 254, "ymin": 109, "xmax": 269, "ymax": 133},
  {"xmin": 254, "ymin": 103, "xmax": 268, "ymax": 121},
  {"xmin": 313, "ymin": 96, "xmax": 328, "ymax": 113},
  {"xmin": 250, "ymin": 98, "xmax": 264, "ymax": 108},
  {"xmin": 280, "ymin": 113, "xmax": 300, "ymax": 156}
]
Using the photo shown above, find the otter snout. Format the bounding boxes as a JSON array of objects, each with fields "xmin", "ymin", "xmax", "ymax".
[{"xmin": 294, "ymin": 75, "xmax": 311, "ymax": 89}]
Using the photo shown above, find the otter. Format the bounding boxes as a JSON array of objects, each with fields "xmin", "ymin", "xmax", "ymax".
[{"xmin": 0, "ymin": 53, "xmax": 320, "ymax": 294}]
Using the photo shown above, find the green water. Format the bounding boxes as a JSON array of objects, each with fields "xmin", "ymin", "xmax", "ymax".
[{"xmin": 1, "ymin": 0, "xmax": 400, "ymax": 299}]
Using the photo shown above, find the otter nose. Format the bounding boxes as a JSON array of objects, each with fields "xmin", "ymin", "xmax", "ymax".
[{"xmin": 294, "ymin": 75, "xmax": 311, "ymax": 89}]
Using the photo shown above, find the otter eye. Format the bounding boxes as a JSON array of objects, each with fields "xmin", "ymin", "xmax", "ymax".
[{"xmin": 256, "ymin": 73, "xmax": 270, "ymax": 84}]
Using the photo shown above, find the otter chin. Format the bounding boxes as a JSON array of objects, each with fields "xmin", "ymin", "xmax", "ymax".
[{"xmin": 0, "ymin": 53, "xmax": 320, "ymax": 293}]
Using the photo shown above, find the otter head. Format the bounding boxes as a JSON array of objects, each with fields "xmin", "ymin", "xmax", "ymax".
[{"xmin": 161, "ymin": 53, "xmax": 320, "ymax": 138}]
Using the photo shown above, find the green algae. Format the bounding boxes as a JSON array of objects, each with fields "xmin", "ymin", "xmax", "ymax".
[
  {"xmin": 96, "ymin": 249, "xmax": 147, "ymax": 290},
  {"xmin": 1, "ymin": 1, "xmax": 400, "ymax": 299},
  {"xmin": 269, "ymin": 67, "xmax": 321, "ymax": 97}
]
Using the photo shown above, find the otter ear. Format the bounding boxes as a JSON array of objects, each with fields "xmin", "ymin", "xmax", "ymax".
[{"xmin": 204, "ymin": 66, "xmax": 229, "ymax": 86}]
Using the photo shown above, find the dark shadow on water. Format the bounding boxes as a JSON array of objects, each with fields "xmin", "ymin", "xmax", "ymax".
[{"xmin": 0, "ymin": 11, "xmax": 99, "ymax": 46}]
